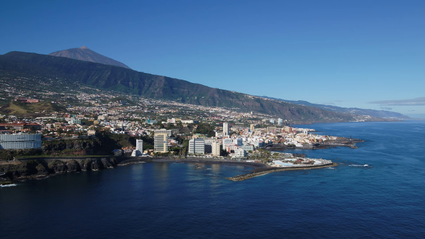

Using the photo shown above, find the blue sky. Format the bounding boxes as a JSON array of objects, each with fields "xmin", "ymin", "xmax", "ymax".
[{"xmin": 1, "ymin": 0, "xmax": 424, "ymax": 117}]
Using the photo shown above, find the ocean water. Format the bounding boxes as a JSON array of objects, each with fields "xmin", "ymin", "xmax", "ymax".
[{"xmin": 1, "ymin": 121, "xmax": 425, "ymax": 238}]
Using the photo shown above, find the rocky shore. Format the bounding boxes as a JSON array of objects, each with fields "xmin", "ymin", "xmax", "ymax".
[
  {"xmin": 0, "ymin": 157, "xmax": 269, "ymax": 183},
  {"xmin": 0, "ymin": 156, "xmax": 121, "ymax": 183},
  {"xmin": 0, "ymin": 156, "xmax": 337, "ymax": 184}
]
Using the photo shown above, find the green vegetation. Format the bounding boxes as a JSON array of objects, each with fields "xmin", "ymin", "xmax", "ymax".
[
  {"xmin": 194, "ymin": 123, "xmax": 215, "ymax": 137},
  {"xmin": 96, "ymin": 132, "xmax": 135, "ymax": 150},
  {"xmin": 0, "ymin": 149, "xmax": 43, "ymax": 161},
  {"xmin": 179, "ymin": 140, "xmax": 189, "ymax": 156},
  {"xmin": 249, "ymin": 149, "xmax": 272, "ymax": 163},
  {"xmin": 140, "ymin": 135, "xmax": 154, "ymax": 150},
  {"xmin": 0, "ymin": 101, "xmax": 65, "ymax": 117},
  {"xmin": 80, "ymin": 119, "xmax": 94, "ymax": 126}
]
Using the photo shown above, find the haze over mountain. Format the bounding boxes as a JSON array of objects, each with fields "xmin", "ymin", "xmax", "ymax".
[
  {"xmin": 261, "ymin": 97, "xmax": 409, "ymax": 119},
  {"xmin": 49, "ymin": 46, "xmax": 130, "ymax": 69}
]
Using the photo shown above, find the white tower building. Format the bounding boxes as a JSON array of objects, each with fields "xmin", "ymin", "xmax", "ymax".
[
  {"xmin": 132, "ymin": 139, "xmax": 144, "ymax": 157},
  {"xmin": 136, "ymin": 139, "xmax": 143, "ymax": 153},
  {"xmin": 278, "ymin": 118, "xmax": 283, "ymax": 125},
  {"xmin": 188, "ymin": 138, "xmax": 205, "ymax": 155},
  {"xmin": 223, "ymin": 122, "xmax": 229, "ymax": 136}
]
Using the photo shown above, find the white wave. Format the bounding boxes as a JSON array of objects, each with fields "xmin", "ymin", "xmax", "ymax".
[
  {"xmin": 1, "ymin": 184, "xmax": 17, "ymax": 188},
  {"xmin": 349, "ymin": 164, "xmax": 369, "ymax": 167}
]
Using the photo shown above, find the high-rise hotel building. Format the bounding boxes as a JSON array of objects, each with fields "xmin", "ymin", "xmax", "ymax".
[
  {"xmin": 223, "ymin": 122, "xmax": 229, "ymax": 136},
  {"xmin": 154, "ymin": 132, "xmax": 168, "ymax": 153}
]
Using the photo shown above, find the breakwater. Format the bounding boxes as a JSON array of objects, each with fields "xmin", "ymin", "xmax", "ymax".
[
  {"xmin": 264, "ymin": 138, "xmax": 363, "ymax": 151},
  {"xmin": 226, "ymin": 163, "xmax": 338, "ymax": 181}
]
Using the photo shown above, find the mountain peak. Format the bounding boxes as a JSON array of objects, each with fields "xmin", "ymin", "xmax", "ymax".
[{"xmin": 49, "ymin": 47, "xmax": 130, "ymax": 69}]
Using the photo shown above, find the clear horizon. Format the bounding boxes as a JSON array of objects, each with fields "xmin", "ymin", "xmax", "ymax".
[{"xmin": 1, "ymin": 0, "xmax": 424, "ymax": 118}]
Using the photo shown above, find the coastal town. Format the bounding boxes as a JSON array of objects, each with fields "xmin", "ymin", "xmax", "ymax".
[{"xmin": 0, "ymin": 74, "xmax": 360, "ymax": 183}]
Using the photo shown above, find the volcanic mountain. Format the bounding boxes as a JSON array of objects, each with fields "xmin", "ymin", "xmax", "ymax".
[
  {"xmin": 49, "ymin": 46, "xmax": 130, "ymax": 69},
  {"xmin": 0, "ymin": 50, "xmax": 402, "ymax": 122}
]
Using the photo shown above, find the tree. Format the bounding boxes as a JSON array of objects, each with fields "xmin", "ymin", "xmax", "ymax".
[
  {"xmin": 180, "ymin": 140, "xmax": 189, "ymax": 156},
  {"xmin": 194, "ymin": 123, "xmax": 215, "ymax": 137}
]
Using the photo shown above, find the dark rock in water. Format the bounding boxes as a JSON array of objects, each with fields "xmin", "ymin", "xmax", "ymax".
[
  {"xmin": 49, "ymin": 160, "xmax": 67, "ymax": 174},
  {"xmin": 66, "ymin": 160, "xmax": 81, "ymax": 173},
  {"xmin": 91, "ymin": 159, "xmax": 101, "ymax": 171},
  {"xmin": 81, "ymin": 158, "xmax": 92, "ymax": 171},
  {"xmin": 35, "ymin": 163, "xmax": 49, "ymax": 176},
  {"xmin": 1, "ymin": 157, "xmax": 123, "ymax": 181},
  {"xmin": 101, "ymin": 157, "xmax": 116, "ymax": 169}
]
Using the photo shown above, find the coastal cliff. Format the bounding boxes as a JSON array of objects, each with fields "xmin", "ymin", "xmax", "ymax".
[
  {"xmin": 0, "ymin": 157, "xmax": 119, "ymax": 182},
  {"xmin": 0, "ymin": 157, "xmax": 269, "ymax": 183}
]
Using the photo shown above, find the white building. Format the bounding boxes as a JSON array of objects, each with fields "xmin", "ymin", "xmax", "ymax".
[
  {"xmin": 223, "ymin": 122, "xmax": 229, "ymax": 136},
  {"xmin": 278, "ymin": 118, "xmax": 283, "ymax": 125},
  {"xmin": 136, "ymin": 139, "xmax": 143, "ymax": 152},
  {"xmin": 181, "ymin": 120, "xmax": 199, "ymax": 124},
  {"xmin": 0, "ymin": 134, "xmax": 42, "ymax": 149},
  {"xmin": 233, "ymin": 138, "xmax": 243, "ymax": 146},
  {"xmin": 154, "ymin": 129, "xmax": 172, "ymax": 137},
  {"xmin": 131, "ymin": 139, "xmax": 143, "ymax": 157},
  {"xmin": 222, "ymin": 138, "xmax": 233, "ymax": 151},
  {"xmin": 154, "ymin": 132, "xmax": 168, "ymax": 153},
  {"xmin": 188, "ymin": 138, "xmax": 205, "ymax": 155},
  {"xmin": 212, "ymin": 141, "xmax": 221, "ymax": 156},
  {"xmin": 241, "ymin": 144, "xmax": 254, "ymax": 152},
  {"xmin": 233, "ymin": 148, "xmax": 246, "ymax": 158}
]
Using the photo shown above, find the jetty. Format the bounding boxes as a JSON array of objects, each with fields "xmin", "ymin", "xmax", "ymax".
[{"xmin": 226, "ymin": 162, "xmax": 338, "ymax": 181}]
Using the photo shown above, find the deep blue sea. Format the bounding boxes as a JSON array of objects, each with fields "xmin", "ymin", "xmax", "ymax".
[{"xmin": 1, "ymin": 121, "xmax": 425, "ymax": 238}]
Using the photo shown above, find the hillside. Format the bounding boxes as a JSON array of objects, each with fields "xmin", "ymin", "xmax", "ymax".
[
  {"xmin": 49, "ymin": 46, "xmax": 130, "ymax": 69},
  {"xmin": 0, "ymin": 51, "xmax": 357, "ymax": 123},
  {"xmin": 0, "ymin": 101, "xmax": 65, "ymax": 117}
]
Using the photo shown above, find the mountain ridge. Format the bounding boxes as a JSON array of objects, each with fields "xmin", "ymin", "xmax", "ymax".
[{"xmin": 0, "ymin": 51, "xmax": 384, "ymax": 123}]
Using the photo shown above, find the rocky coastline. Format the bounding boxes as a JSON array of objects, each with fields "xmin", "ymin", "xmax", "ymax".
[
  {"xmin": 0, "ymin": 156, "xmax": 120, "ymax": 183},
  {"xmin": 0, "ymin": 157, "xmax": 269, "ymax": 184},
  {"xmin": 0, "ymin": 155, "xmax": 338, "ymax": 184}
]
